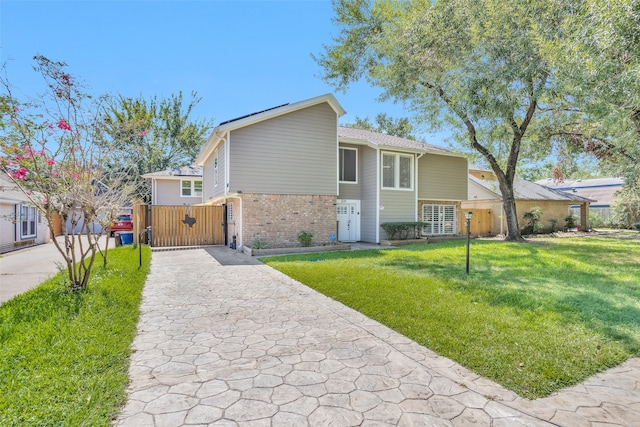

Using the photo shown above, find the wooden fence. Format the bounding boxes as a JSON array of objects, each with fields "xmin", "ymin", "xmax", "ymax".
[{"xmin": 134, "ymin": 204, "xmax": 225, "ymax": 247}]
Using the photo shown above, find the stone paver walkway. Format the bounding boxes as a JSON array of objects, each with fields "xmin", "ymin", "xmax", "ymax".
[{"xmin": 115, "ymin": 248, "xmax": 640, "ymax": 426}]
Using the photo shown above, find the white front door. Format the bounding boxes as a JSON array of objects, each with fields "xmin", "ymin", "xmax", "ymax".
[{"xmin": 337, "ymin": 200, "xmax": 360, "ymax": 242}]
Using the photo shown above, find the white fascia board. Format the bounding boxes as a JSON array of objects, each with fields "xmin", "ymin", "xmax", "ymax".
[{"xmin": 195, "ymin": 127, "xmax": 226, "ymax": 166}]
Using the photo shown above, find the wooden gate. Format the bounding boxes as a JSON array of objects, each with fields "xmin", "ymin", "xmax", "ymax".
[
  {"xmin": 461, "ymin": 208, "xmax": 493, "ymax": 236},
  {"xmin": 146, "ymin": 205, "xmax": 224, "ymax": 247}
]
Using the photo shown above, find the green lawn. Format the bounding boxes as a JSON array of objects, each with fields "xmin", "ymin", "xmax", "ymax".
[
  {"xmin": 0, "ymin": 245, "xmax": 150, "ymax": 426},
  {"xmin": 263, "ymin": 237, "xmax": 640, "ymax": 399}
]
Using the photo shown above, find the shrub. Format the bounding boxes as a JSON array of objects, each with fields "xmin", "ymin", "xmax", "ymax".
[
  {"xmin": 633, "ymin": 223, "xmax": 640, "ymax": 232},
  {"xmin": 297, "ymin": 230, "xmax": 313, "ymax": 247},
  {"xmin": 565, "ymin": 214, "xmax": 578, "ymax": 230},
  {"xmin": 522, "ymin": 207, "xmax": 543, "ymax": 234},
  {"xmin": 549, "ymin": 218, "xmax": 558, "ymax": 232},
  {"xmin": 380, "ymin": 222, "xmax": 427, "ymax": 240},
  {"xmin": 252, "ymin": 239, "xmax": 267, "ymax": 249}
]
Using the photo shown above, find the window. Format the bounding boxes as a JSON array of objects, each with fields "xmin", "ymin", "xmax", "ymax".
[
  {"xmin": 422, "ymin": 204, "xmax": 456, "ymax": 235},
  {"xmin": 213, "ymin": 149, "xmax": 219, "ymax": 187},
  {"xmin": 19, "ymin": 205, "xmax": 37, "ymax": 239},
  {"xmin": 339, "ymin": 148, "xmax": 357, "ymax": 183},
  {"xmin": 181, "ymin": 180, "xmax": 203, "ymax": 197},
  {"xmin": 381, "ymin": 152, "xmax": 413, "ymax": 190},
  {"xmin": 227, "ymin": 202, "xmax": 234, "ymax": 222}
]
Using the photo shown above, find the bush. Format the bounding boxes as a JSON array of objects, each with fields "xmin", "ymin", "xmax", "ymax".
[
  {"xmin": 297, "ymin": 230, "xmax": 313, "ymax": 247},
  {"xmin": 565, "ymin": 214, "xmax": 578, "ymax": 230},
  {"xmin": 549, "ymin": 218, "xmax": 558, "ymax": 232},
  {"xmin": 633, "ymin": 223, "xmax": 640, "ymax": 232},
  {"xmin": 522, "ymin": 207, "xmax": 543, "ymax": 234},
  {"xmin": 380, "ymin": 222, "xmax": 427, "ymax": 240},
  {"xmin": 252, "ymin": 239, "xmax": 267, "ymax": 249}
]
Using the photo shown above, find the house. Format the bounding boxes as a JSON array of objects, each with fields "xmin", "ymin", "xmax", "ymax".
[
  {"xmin": 142, "ymin": 165, "xmax": 203, "ymax": 205},
  {"xmin": 0, "ymin": 172, "xmax": 51, "ymax": 254},
  {"xmin": 195, "ymin": 94, "xmax": 468, "ymax": 249},
  {"xmin": 536, "ymin": 177, "xmax": 624, "ymax": 220},
  {"xmin": 463, "ymin": 165, "xmax": 592, "ymax": 235}
]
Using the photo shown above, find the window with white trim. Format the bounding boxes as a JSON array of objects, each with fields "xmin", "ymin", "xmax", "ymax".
[
  {"xmin": 19, "ymin": 204, "xmax": 37, "ymax": 239},
  {"xmin": 339, "ymin": 147, "xmax": 357, "ymax": 183},
  {"xmin": 422, "ymin": 204, "xmax": 456, "ymax": 235},
  {"xmin": 181, "ymin": 180, "xmax": 203, "ymax": 197},
  {"xmin": 213, "ymin": 149, "xmax": 219, "ymax": 187},
  {"xmin": 381, "ymin": 152, "xmax": 413, "ymax": 190}
]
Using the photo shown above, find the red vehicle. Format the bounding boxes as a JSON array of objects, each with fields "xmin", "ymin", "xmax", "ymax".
[{"xmin": 109, "ymin": 213, "xmax": 133, "ymax": 237}]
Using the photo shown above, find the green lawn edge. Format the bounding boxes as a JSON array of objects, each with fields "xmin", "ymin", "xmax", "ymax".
[
  {"xmin": 0, "ymin": 245, "xmax": 151, "ymax": 426},
  {"xmin": 263, "ymin": 237, "xmax": 640, "ymax": 399}
]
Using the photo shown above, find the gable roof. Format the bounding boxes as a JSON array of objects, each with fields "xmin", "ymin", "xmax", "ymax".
[
  {"xmin": 0, "ymin": 171, "xmax": 31, "ymax": 203},
  {"xmin": 536, "ymin": 177, "xmax": 624, "ymax": 189},
  {"xmin": 471, "ymin": 176, "xmax": 594, "ymax": 202},
  {"xmin": 142, "ymin": 165, "xmax": 203, "ymax": 179},
  {"xmin": 338, "ymin": 127, "xmax": 461, "ymax": 156},
  {"xmin": 195, "ymin": 94, "xmax": 346, "ymax": 166}
]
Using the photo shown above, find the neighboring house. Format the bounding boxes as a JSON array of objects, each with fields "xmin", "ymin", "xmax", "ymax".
[
  {"xmin": 195, "ymin": 93, "xmax": 468, "ymax": 249},
  {"xmin": 0, "ymin": 172, "xmax": 50, "ymax": 254},
  {"xmin": 536, "ymin": 177, "xmax": 624, "ymax": 220},
  {"xmin": 463, "ymin": 166, "xmax": 592, "ymax": 235},
  {"xmin": 142, "ymin": 165, "xmax": 203, "ymax": 205}
]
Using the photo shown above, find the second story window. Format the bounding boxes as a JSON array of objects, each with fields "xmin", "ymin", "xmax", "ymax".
[
  {"xmin": 381, "ymin": 152, "xmax": 413, "ymax": 190},
  {"xmin": 181, "ymin": 180, "xmax": 203, "ymax": 197},
  {"xmin": 339, "ymin": 147, "xmax": 357, "ymax": 183}
]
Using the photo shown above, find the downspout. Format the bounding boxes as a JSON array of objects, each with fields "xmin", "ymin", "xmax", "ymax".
[
  {"xmin": 415, "ymin": 152, "xmax": 425, "ymax": 222},
  {"xmin": 375, "ymin": 147, "xmax": 380, "ymax": 243}
]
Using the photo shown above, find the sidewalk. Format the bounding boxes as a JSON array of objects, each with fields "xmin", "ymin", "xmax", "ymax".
[
  {"xmin": 0, "ymin": 235, "xmax": 112, "ymax": 304},
  {"xmin": 115, "ymin": 248, "xmax": 640, "ymax": 426}
]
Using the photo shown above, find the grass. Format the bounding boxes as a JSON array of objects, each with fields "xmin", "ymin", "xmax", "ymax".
[
  {"xmin": 263, "ymin": 237, "xmax": 640, "ymax": 399},
  {"xmin": 0, "ymin": 245, "xmax": 150, "ymax": 426}
]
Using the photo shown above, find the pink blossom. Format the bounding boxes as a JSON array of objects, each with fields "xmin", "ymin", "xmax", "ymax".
[
  {"xmin": 57, "ymin": 119, "xmax": 71, "ymax": 131},
  {"xmin": 48, "ymin": 124, "xmax": 54, "ymax": 129},
  {"xmin": 13, "ymin": 107, "xmax": 20, "ymax": 112},
  {"xmin": 51, "ymin": 171, "xmax": 59, "ymax": 177},
  {"xmin": 10, "ymin": 167, "xmax": 27, "ymax": 180},
  {"xmin": 73, "ymin": 173, "xmax": 79, "ymax": 180},
  {"xmin": 47, "ymin": 159, "xmax": 55, "ymax": 166},
  {"xmin": 137, "ymin": 129, "xmax": 149, "ymax": 137}
]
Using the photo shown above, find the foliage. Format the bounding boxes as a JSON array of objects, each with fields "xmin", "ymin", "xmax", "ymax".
[
  {"xmin": 264, "ymin": 237, "xmax": 640, "ymax": 399},
  {"xmin": 633, "ymin": 223, "xmax": 640, "ymax": 232},
  {"xmin": 297, "ymin": 230, "xmax": 313, "ymax": 247},
  {"xmin": 522, "ymin": 207, "xmax": 544, "ymax": 234},
  {"xmin": 380, "ymin": 221, "xmax": 426, "ymax": 240},
  {"xmin": 315, "ymin": 0, "xmax": 577, "ymax": 242},
  {"xmin": 611, "ymin": 183, "xmax": 640, "ymax": 229},
  {"xmin": 0, "ymin": 245, "xmax": 150, "ymax": 425},
  {"xmin": 0, "ymin": 56, "xmax": 135, "ymax": 291},
  {"xmin": 344, "ymin": 112, "xmax": 415, "ymax": 139},
  {"xmin": 549, "ymin": 218, "xmax": 558, "ymax": 232},
  {"xmin": 565, "ymin": 214, "xmax": 578, "ymax": 230},
  {"xmin": 251, "ymin": 238, "xmax": 267, "ymax": 250},
  {"xmin": 542, "ymin": 0, "xmax": 640, "ymax": 185},
  {"xmin": 102, "ymin": 92, "xmax": 214, "ymax": 202}
]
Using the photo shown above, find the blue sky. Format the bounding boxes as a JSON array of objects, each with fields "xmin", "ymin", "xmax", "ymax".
[{"xmin": 1, "ymin": 0, "xmax": 425, "ymax": 136}]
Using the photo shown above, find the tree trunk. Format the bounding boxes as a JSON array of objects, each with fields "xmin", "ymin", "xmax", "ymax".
[{"xmin": 498, "ymin": 181, "xmax": 525, "ymax": 242}]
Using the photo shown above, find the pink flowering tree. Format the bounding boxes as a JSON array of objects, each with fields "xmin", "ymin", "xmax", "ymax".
[{"xmin": 0, "ymin": 56, "xmax": 135, "ymax": 292}]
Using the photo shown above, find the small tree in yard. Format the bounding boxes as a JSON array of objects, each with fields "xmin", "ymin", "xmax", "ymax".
[{"xmin": 0, "ymin": 56, "xmax": 135, "ymax": 292}]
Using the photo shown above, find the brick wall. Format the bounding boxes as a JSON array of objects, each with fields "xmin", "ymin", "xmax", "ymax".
[{"xmin": 242, "ymin": 193, "xmax": 337, "ymax": 248}]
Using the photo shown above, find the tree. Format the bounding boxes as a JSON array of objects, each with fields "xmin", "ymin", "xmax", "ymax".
[
  {"xmin": 102, "ymin": 92, "xmax": 214, "ymax": 202},
  {"xmin": 0, "ymin": 56, "xmax": 135, "ymax": 292},
  {"xmin": 543, "ymin": 0, "xmax": 640, "ymax": 185},
  {"xmin": 345, "ymin": 112, "xmax": 415, "ymax": 139},
  {"xmin": 316, "ymin": 0, "xmax": 576, "ymax": 241},
  {"xmin": 611, "ymin": 184, "xmax": 640, "ymax": 229}
]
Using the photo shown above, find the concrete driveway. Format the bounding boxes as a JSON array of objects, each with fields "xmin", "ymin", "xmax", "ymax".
[
  {"xmin": 115, "ymin": 248, "xmax": 640, "ymax": 426},
  {"xmin": 0, "ymin": 235, "xmax": 113, "ymax": 304}
]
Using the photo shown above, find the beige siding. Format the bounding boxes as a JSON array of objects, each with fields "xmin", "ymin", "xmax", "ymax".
[
  {"xmin": 154, "ymin": 179, "xmax": 202, "ymax": 206},
  {"xmin": 418, "ymin": 154, "xmax": 468, "ymax": 201},
  {"xmin": 229, "ymin": 103, "xmax": 338, "ymax": 195},
  {"xmin": 379, "ymin": 189, "xmax": 416, "ymax": 240},
  {"xmin": 360, "ymin": 147, "xmax": 378, "ymax": 242},
  {"xmin": 203, "ymin": 143, "xmax": 226, "ymax": 202},
  {"xmin": 338, "ymin": 144, "xmax": 362, "ymax": 200}
]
